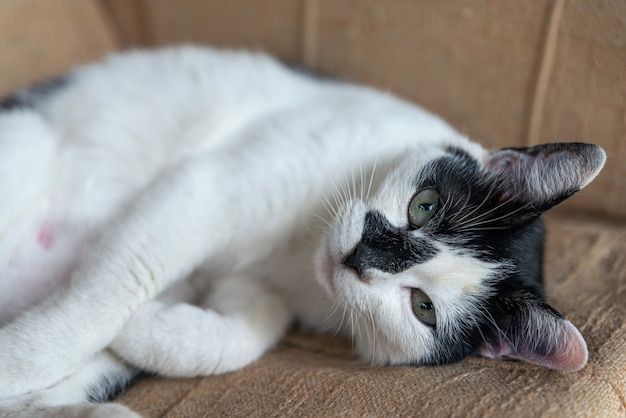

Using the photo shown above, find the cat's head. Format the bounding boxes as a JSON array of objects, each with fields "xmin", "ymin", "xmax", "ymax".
[{"xmin": 315, "ymin": 141, "xmax": 605, "ymax": 372}]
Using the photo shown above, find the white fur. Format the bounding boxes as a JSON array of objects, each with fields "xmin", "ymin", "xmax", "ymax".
[{"xmin": 0, "ymin": 46, "xmax": 576, "ymax": 416}]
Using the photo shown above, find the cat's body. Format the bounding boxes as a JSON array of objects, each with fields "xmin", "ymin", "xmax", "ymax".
[{"xmin": 0, "ymin": 46, "xmax": 605, "ymax": 417}]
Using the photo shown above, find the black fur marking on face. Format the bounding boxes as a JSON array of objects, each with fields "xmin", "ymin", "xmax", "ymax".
[
  {"xmin": 415, "ymin": 151, "xmax": 546, "ymax": 294},
  {"xmin": 408, "ymin": 149, "xmax": 551, "ymax": 365},
  {"xmin": 0, "ymin": 75, "xmax": 70, "ymax": 112},
  {"xmin": 343, "ymin": 211, "xmax": 438, "ymax": 276}
]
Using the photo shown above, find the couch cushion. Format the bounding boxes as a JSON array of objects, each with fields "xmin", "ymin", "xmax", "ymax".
[
  {"xmin": 0, "ymin": 1, "xmax": 117, "ymax": 97},
  {"xmin": 118, "ymin": 219, "xmax": 626, "ymax": 417},
  {"xmin": 102, "ymin": 0, "xmax": 303, "ymax": 63}
]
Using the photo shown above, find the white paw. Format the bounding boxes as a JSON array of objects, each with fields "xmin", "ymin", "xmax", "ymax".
[{"xmin": 0, "ymin": 403, "xmax": 142, "ymax": 418}]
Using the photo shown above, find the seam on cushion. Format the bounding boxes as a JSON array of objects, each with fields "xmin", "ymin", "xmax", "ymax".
[
  {"xmin": 527, "ymin": 0, "xmax": 566, "ymax": 146},
  {"xmin": 606, "ymin": 379, "xmax": 626, "ymax": 412},
  {"xmin": 97, "ymin": 0, "xmax": 153, "ymax": 48},
  {"xmin": 589, "ymin": 365, "xmax": 626, "ymax": 416},
  {"xmin": 149, "ymin": 379, "xmax": 203, "ymax": 418},
  {"xmin": 279, "ymin": 337, "xmax": 354, "ymax": 360},
  {"xmin": 301, "ymin": 0, "xmax": 319, "ymax": 69}
]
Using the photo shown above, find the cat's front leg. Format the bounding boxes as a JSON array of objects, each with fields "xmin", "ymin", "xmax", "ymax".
[
  {"xmin": 110, "ymin": 278, "xmax": 292, "ymax": 376},
  {"xmin": 0, "ymin": 156, "xmax": 239, "ymax": 398}
]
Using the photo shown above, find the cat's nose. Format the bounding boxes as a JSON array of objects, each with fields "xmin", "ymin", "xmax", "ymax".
[{"xmin": 343, "ymin": 242, "xmax": 367, "ymax": 277}]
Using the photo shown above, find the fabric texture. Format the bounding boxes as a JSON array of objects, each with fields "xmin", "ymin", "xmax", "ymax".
[{"xmin": 1, "ymin": 1, "xmax": 624, "ymax": 416}]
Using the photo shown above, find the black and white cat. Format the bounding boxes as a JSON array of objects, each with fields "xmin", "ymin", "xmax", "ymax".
[{"xmin": 0, "ymin": 46, "xmax": 605, "ymax": 417}]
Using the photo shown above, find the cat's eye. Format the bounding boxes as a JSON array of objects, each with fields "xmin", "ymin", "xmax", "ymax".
[
  {"xmin": 408, "ymin": 189, "xmax": 439, "ymax": 228},
  {"xmin": 411, "ymin": 289, "xmax": 436, "ymax": 327}
]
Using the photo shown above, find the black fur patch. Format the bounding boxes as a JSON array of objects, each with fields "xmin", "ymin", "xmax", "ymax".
[
  {"xmin": 286, "ymin": 63, "xmax": 337, "ymax": 82},
  {"xmin": 343, "ymin": 211, "xmax": 438, "ymax": 276},
  {"xmin": 87, "ymin": 369, "xmax": 144, "ymax": 403},
  {"xmin": 415, "ymin": 152, "xmax": 545, "ymax": 293},
  {"xmin": 0, "ymin": 75, "xmax": 69, "ymax": 111},
  {"xmin": 409, "ymin": 151, "xmax": 550, "ymax": 364}
]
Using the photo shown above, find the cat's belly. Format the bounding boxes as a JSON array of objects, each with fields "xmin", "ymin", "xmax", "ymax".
[{"xmin": 0, "ymin": 215, "xmax": 86, "ymax": 325}]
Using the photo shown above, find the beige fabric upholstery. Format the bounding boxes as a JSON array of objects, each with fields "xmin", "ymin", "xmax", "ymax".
[
  {"xmin": 1, "ymin": 1, "xmax": 624, "ymax": 416},
  {"xmin": 0, "ymin": 1, "xmax": 117, "ymax": 96}
]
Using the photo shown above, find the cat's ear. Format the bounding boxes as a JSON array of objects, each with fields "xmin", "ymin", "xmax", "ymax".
[
  {"xmin": 485, "ymin": 143, "xmax": 606, "ymax": 212},
  {"xmin": 478, "ymin": 294, "xmax": 588, "ymax": 372}
]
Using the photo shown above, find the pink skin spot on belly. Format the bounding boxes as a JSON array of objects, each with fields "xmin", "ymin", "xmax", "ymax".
[{"xmin": 37, "ymin": 223, "xmax": 55, "ymax": 249}]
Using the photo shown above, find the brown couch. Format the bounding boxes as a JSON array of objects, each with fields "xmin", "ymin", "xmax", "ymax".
[{"xmin": 1, "ymin": 1, "xmax": 624, "ymax": 416}]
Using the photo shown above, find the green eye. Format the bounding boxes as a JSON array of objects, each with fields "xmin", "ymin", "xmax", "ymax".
[
  {"xmin": 411, "ymin": 289, "xmax": 436, "ymax": 327},
  {"xmin": 408, "ymin": 189, "xmax": 439, "ymax": 227}
]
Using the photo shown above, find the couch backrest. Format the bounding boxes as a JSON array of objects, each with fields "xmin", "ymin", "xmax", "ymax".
[
  {"xmin": 0, "ymin": 1, "xmax": 118, "ymax": 95},
  {"xmin": 1, "ymin": 0, "xmax": 624, "ymax": 222}
]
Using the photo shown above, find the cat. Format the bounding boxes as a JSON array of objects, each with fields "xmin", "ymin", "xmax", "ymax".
[{"xmin": 0, "ymin": 46, "xmax": 605, "ymax": 417}]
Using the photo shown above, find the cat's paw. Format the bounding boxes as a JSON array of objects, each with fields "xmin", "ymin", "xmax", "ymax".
[
  {"xmin": 0, "ymin": 403, "xmax": 142, "ymax": 418},
  {"xmin": 110, "ymin": 279, "xmax": 292, "ymax": 377}
]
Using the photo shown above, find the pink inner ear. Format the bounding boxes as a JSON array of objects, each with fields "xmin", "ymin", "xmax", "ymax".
[
  {"xmin": 485, "ymin": 143, "xmax": 607, "ymax": 209},
  {"xmin": 533, "ymin": 321, "xmax": 588, "ymax": 372},
  {"xmin": 479, "ymin": 321, "xmax": 588, "ymax": 372}
]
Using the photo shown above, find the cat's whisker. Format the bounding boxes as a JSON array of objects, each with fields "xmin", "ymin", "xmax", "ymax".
[
  {"xmin": 336, "ymin": 170, "xmax": 351, "ymax": 208},
  {"xmin": 438, "ymin": 192, "xmax": 463, "ymax": 226},
  {"xmin": 349, "ymin": 309, "xmax": 357, "ymax": 353},
  {"xmin": 368, "ymin": 310, "xmax": 377, "ymax": 367},
  {"xmin": 366, "ymin": 153, "xmax": 379, "ymax": 202},
  {"xmin": 347, "ymin": 309, "xmax": 353, "ymax": 347},
  {"xmin": 454, "ymin": 189, "xmax": 525, "ymax": 230},
  {"xmin": 301, "ymin": 234, "xmax": 322, "ymax": 249},
  {"xmin": 327, "ymin": 176, "xmax": 343, "ymax": 208},
  {"xmin": 316, "ymin": 299, "xmax": 343, "ymax": 331},
  {"xmin": 331, "ymin": 304, "xmax": 349, "ymax": 340},
  {"xmin": 354, "ymin": 311, "xmax": 364, "ymax": 357},
  {"xmin": 446, "ymin": 182, "xmax": 473, "ymax": 225},
  {"xmin": 328, "ymin": 137, "xmax": 351, "ymax": 206},
  {"xmin": 358, "ymin": 159, "xmax": 364, "ymax": 201},
  {"xmin": 325, "ymin": 301, "xmax": 342, "ymax": 323},
  {"xmin": 477, "ymin": 305, "xmax": 511, "ymax": 348},
  {"xmin": 324, "ymin": 143, "xmax": 350, "ymax": 210},
  {"xmin": 458, "ymin": 225, "xmax": 515, "ymax": 232},
  {"xmin": 457, "ymin": 202, "xmax": 530, "ymax": 231},
  {"xmin": 452, "ymin": 182, "xmax": 496, "ymax": 226},
  {"xmin": 320, "ymin": 192, "xmax": 339, "ymax": 219},
  {"xmin": 348, "ymin": 167, "xmax": 356, "ymax": 202},
  {"xmin": 308, "ymin": 212, "xmax": 336, "ymax": 232}
]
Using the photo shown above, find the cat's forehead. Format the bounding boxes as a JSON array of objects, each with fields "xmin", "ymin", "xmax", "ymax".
[
  {"xmin": 378, "ymin": 143, "xmax": 485, "ymax": 188},
  {"xmin": 371, "ymin": 144, "xmax": 486, "ymax": 221}
]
